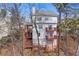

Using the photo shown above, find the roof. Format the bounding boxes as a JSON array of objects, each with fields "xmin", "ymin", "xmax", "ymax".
[
  {"xmin": 32, "ymin": 10, "xmax": 58, "ymax": 17},
  {"xmin": 25, "ymin": 22, "xmax": 33, "ymax": 25}
]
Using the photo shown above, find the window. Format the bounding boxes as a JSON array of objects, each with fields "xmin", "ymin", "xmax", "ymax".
[
  {"xmin": 45, "ymin": 17, "xmax": 48, "ymax": 20},
  {"xmin": 47, "ymin": 32, "xmax": 53, "ymax": 36},
  {"xmin": 48, "ymin": 25, "xmax": 52, "ymax": 29},
  {"xmin": 38, "ymin": 24, "xmax": 43, "ymax": 29},
  {"xmin": 27, "ymin": 26, "xmax": 32, "ymax": 38},
  {"xmin": 45, "ymin": 26, "xmax": 53, "ymax": 40},
  {"xmin": 38, "ymin": 17, "xmax": 42, "ymax": 21}
]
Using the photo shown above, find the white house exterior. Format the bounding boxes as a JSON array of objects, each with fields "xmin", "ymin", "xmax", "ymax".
[
  {"xmin": 0, "ymin": 9, "xmax": 11, "ymax": 39},
  {"xmin": 32, "ymin": 7, "xmax": 58, "ymax": 49},
  {"xmin": 0, "ymin": 17, "xmax": 10, "ymax": 39}
]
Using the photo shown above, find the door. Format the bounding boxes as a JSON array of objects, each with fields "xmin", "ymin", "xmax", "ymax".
[{"xmin": 24, "ymin": 25, "xmax": 32, "ymax": 49}]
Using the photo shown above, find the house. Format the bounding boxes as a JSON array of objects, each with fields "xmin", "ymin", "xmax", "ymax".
[
  {"xmin": 23, "ymin": 7, "xmax": 58, "ymax": 51},
  {"xmin": 0, "ymin": 9, "xmax": 11, "ymax": 40},
  {"xmin": 0, "ymin": 16, "xmax": 11, "ymax": 39},
  {"xmin": 32, "ymin": 7, "xmax": 58, "ymax": 51}
]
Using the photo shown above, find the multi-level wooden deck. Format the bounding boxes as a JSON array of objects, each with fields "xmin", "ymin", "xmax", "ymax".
[{"xmin": 23, "ymin": 25, "xmax": 33, "ymax": 49}]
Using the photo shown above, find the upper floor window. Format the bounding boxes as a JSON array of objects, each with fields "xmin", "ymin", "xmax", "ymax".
[
  {"xmin": 38, "ymin": 24, "xmax": 43, "ymax": 29},
  {"xmin": 38, "ymin": 17, "xmax": 42, "ymax": 21},
  {"xmin": 45, "ymin": 17, "xmax": 48, "ymax": 21}
]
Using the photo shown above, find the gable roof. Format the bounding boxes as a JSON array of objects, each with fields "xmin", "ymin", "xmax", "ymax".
[{"xmin": 32, "ymin": 10, "xmax": 58, "ymax": 17}]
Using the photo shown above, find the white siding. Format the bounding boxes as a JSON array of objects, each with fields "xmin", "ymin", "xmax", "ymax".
[
  {"xmin": 36, "ymin": 16, "xmax": 57, "ymax": 23},
  {"xmin": 0, "ymin": 17, "xmax": 10, "ymax": 39},
  {"xmin": 32, "ymin": 27, "xmax": 38, "ymax": 45},
  {"xmin": 32, "ymin": 16, "xmax": 58, "ymax": 46},
  {"xmin": 32, "ymin": 24, "xmax": 57, "ymax": 46},
  {"xmin": 0, "ymin": 20, "xmax": 9, "ymax": 39},
  {"xmin": 43, "ymin": 17, "xmax": 57, "ymax": 23}
]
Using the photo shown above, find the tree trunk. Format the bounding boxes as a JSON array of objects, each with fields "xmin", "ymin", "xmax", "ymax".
[
  {"xmin": 57, "ymin": 10, "xmax": 61, "ymax": 56},
  {"xmin": 64, "ymin": 12, "xmax": 68, "ymax": 55},
  {"xmin": 64, "ymin": 29, "xmax": 68, "ymax": 55},
  {"xmin": 10, "ymin": 36, "xmax": 16, "ymax": 56},
  {"xmin": 14, "ymin": 4, "xmax": 23, "ymax": 56},
  {"xmin": 10, "ymin": 25, "xmax": 16, "ymax": 56},
  {"xmin": 34, "ymin": 16, "xmax": 40, "ymax": 55},
  {"xmin": 18, "ymin": 20, "xmax": 24, "ymax": 56},
  {"xmin": 75, "ymin": 32, "xmax": 79, "ymax": 56}
]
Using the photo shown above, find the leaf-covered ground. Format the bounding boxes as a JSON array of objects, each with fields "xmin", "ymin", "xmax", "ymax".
[{"xmin": 0, "ymin": 36, "xmax": 77, "ymax": 56}]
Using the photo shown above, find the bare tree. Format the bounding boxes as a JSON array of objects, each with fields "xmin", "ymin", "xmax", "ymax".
[
  {"xmin": 10, "ymin": 3, "xmax": 24, "ymax": 56},
  {"xmin": 29, "ymin": 4, "xmax": 40, "ymax": 55}
]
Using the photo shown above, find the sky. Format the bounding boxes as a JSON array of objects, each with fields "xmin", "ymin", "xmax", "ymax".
[
  {"xmin": 0, "ymin": 3, "xmax": 79, "ymax": 20},
  {"xmin": 14, "ymin": 3, "xmax": 58, "ymax": 22},
  {"xmin": 19, "ymin": 3, "xmax": 58, "ymax": 17},
  {"xmin": 0, "ymin": 3, "xmax": 58, "ymax": 22},
  {"xmin": 17, "ymin": 3, "xmax": 79, "ymax": 19}
]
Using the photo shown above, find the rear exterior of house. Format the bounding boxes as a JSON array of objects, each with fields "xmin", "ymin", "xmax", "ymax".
[
  {"xmin": 23, "ymin": 7, "xmax": 58, "ymax": 51},
  {"xmin": 32, "ymin": 7, "xmax": 58, "ymax": 51}
]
